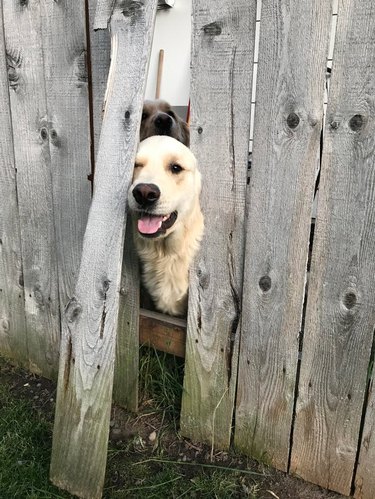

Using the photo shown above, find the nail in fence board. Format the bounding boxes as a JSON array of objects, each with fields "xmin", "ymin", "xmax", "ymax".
[
  {"xmin": 41, "ymin": 0, "xmax": 92, "ymax": 324},
  {"xmin": 290, "ymin": 1, "xmax": 375, "ymax": 495},
  {"xmin": 2, "ymin": 0, "xmax": 60, "ymax": 378},
  {"xmin": 180, "ymin": 0, "xmax": 256, "ymax": 449},
  {"xmin": 50, "ymin": 2, "xmax": 158, "ymax": 497},
  {"xmin": 234, "ymin": 0, "xmax": 332, "ymax": 471},
  {"xmin": 0, "ymin": 5, "xmax": 27, "ymax": 364}
]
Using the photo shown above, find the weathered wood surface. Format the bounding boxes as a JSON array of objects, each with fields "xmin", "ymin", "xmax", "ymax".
[
  {"xmin": 2, "ymin": 0, "xmax": 60, "ymax": 378},
  {"xmin": 140, "ymin": 308, "xmax": 186, "ymax": 358},
  {"xmin": 234, "ymin": 0, "xmax": 332, "ymax": 471},
  {"xmin": 41, "ymin": 0, "xmax": 92, "ymax": 315},
  {"xmin": 0, "ymin": 5, "xmax": 27, "ymax": 364},
  {"xmin": 50, "ymin": 2, "xmax": 158, "ymax": 497},
  {"xmin": 355, "ymin": 378, "xmax": 375, "ymax": 499},
  {"xmin": 180, "ymin": 0, "xmax": 256, "ymax": 449},
  {"xmin": 290, "ymin": 1, "xmax": 375, "ymax": 494}
]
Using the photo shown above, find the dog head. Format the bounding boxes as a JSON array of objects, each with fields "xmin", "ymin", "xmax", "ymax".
[
  {"xmin": 128, "ymin": 136, "xmax": 201, "ymax": 239},
  {"xmin": 140, "ymin": 100, "xmax": 190, "ymax": 147}
]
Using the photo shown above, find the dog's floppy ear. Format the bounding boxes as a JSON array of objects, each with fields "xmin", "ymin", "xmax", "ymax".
[{"xmin": 179, "ymin": 120, "xmax": 190, "ymax": 147}]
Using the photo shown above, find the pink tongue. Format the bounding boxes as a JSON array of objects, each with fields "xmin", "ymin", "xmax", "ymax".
[{"xmin": 138, "ymin": 215, "xmax": 164, "ymax": 234}]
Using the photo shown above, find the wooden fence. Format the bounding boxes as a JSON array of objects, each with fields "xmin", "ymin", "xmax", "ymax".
[{"xmin": 0, "ymin": 0, "xmax": 374, "ymax": 498}]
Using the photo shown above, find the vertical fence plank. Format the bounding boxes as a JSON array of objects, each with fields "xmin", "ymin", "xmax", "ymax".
[
  {"xmin": 0, "ymin": 5, "xmax": 27, "ymax": 363},
  {"xmin": 355, "ymin": 377, "xmax": 375, "ymax": 499},
  {"xmin": 50, "ymin": 2, "xmax": 157, "ymax": 497},
  {"xmin": 290, "ymin": 1, "xmax": 375, "ymax": 494},
  {"xmin": 234, "ymin": 0, "xmax": 332, "ymax": 471},
  {"xmin": 180, "ymin": 1, "xmax": 256, "ymax": 449},
  {"xmin": 2, "ymin": 0, "xmax": 60, "ymax": 378},
  {"xmin": 88, "ymin": 0, "xmax": 139, "ymax": 411},
  {"xmin": 41, "ymin": 0, "xmax": 92, "ymax": 316}
]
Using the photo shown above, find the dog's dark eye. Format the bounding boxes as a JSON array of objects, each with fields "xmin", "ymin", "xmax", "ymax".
[
  {"xmin": 141, "ymin": 112, "xmax": 148, "ymax": 121},
  {"xmin": 170, "ymin": 163, "xmax": 183, "ymax": 174}
]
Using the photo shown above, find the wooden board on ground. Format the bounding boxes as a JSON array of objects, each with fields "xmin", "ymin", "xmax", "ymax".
[
  {"xmin": 234, "ymin": 0, "xmax": 332, "ymax": 471},
  {"xmin": 290, "ymin": 1, "xmax": 375, "ymax": 495},
  {"xmin": 180, "ymin": 0, "xmax": 256, "ymax": 449},
  {"xmin": 50, "ymin": 2, "xmax": 158, "ymax": 497},
  {"xmin": 2, "ymin": 0, "xmax": 60, "ymax": 379},
  {"xmin": 0, "ymin": 5, "xmax": 27, "ymax": 364}
]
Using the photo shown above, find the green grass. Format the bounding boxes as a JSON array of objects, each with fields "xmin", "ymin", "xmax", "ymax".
[{"xmin": 0, "ymin": 352, "xmax": 266, "ymax": 499}]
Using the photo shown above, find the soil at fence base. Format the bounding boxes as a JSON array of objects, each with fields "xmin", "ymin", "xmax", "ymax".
[{"xmin": 0, "ymin": 357, "xmax": 346, "ymax": 499}]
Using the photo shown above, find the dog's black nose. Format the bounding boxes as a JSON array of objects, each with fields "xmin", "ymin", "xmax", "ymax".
[
  {"xmin": 154, "ymin": 113, "xmax": 173, "ymax": 132},
  {"xmin": 133, "ymin": 183, "xmax": 160, "ymax": 207}
]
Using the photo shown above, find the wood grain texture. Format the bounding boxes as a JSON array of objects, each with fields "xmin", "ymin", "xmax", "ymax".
[
  {"xmin": 88, "ymin": 0, "xmax": 111, "ymax": 160},
  {"xmin": 2, "ymin": 0, "xmax": 60, "ymax": 378},
  {"xmin": 180, "ymin": 0, "xmax": 256, "ymax": 449},
  {"xmin": 234, "ymin": 0, "xmax": 332, "ymax": 471},
  {"xmin": 50, "ymin": 2, "xmax": 157, "ymax": 497},
  {"xmin": 140, "ymin": 308, "xmax": 186, "ymax": 358},
  {"xmin": 0, "ymin": 5, "xmax": 27, "ymax": 364},
  {"xmin": 290, "ymin": 1, "xmax": 375, "ymax": 494},
  {"xmin": 41, "ymin": 0, "xmax": 92, "ymax": 314},
  {"xmin": 355, "ymin": 378, "xmax": 375, "ymax": 499}
]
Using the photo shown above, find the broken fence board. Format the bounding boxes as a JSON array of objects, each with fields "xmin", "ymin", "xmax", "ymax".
[
  {"xmin": 290, "ymin": 1, "xmax": 375, "ymax": 494},
  {"xmin": 50, "ymin": 2, "xmax": 158, "ymax": 498},
  {"xmin": 0, "ymin": 5, "xmax": 27, "ymax": 365},
  {"xmin": 2, "ymin": 0, "xmax": 60, "ymax": 378},
  {"xmin": 234, "ymin": 0, "xmax": 332, "ymax": 471},
  {"xmin": 180, "ymin": 0, "xmax": 256, "ymax": 449}
]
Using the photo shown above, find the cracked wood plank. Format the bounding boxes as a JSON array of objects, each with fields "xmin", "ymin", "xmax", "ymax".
[
  {"xmin": 2, "ymin": 0, "xmax": 60, "ymax": 378},
  {"xmin": 234, "ymin": 0, "xmax": 332, "ymax": 471},
  {"xmin": 49, "ymin": 2, "xmax": 157, "ymax": 497},
  {"xmin": 40, "ymin": 0, "xmax": 92, "ymax": 323},
  {"xmin": 0, "ymin": 5, "xmax": 27, "ymax": 365},
  {"xmin": 180, "ymin": 0, "xmax": 256, "ymax": 449},
  {"xmin": 290, "ymin": 1, "xmax": 375, "ymax": 495}
]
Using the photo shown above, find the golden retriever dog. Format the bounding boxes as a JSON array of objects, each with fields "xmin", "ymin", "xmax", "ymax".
[
  {"xmin": 140, "ymin": 100, "xmax": 190, "ymax": 147},
  {"xmin": 128, "ymin": 136, "xmax": 203, "ymax": 316}
]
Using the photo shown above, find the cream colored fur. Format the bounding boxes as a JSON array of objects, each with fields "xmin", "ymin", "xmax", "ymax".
[{"xmin": 128, "ymin": 136, "xmax": 204, "ymax": 316}]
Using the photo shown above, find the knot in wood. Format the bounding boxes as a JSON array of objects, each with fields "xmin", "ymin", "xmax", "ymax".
[
  {"xmin": 203, "ymin": 22, "xmax": 222, "ymax": 36},
  {"xmin": 40, "ymin": 127, "xmax": 48, "ymax": 140},
  {"xmin": 349, "ymin": 114, "xmax": 364, "ymax": 131},
  {"xmin": 122, "ymin": 1, "xmax": 143, "ymax": 20},
  {"xmin": 20, "ymin": 0, "xmax": 28, "ymax": 6},
  {"xmin": 197, "ymin": 126, "xmax": 203, "ymax": 134},
  {"xmin": 330, "ymin": 120, "xmax": 339, "ymax": 130},
  {"xmin": 286, "ymin": 112, "xmax": 300, "ymax": 129},
  {"xmin": 1, "ymin": 319, "xmax": 10, "ymax": 333},
  {"xmin": 343, "ymin": 291, "xmax": 357, "ymax": 310},
  {"xmin": 125, "ymin": 110, "xmax": 131, "ymax": 119},
  {"xmin": 65, "ymin": 297, "xmax": 82, "ymax": 324},
  {"xmin": 259, "ymin": 275, "xmax": 271, "ymax": 292}
]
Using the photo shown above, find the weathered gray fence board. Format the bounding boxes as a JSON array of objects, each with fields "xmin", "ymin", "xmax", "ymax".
[
  {"xmin": 180, "ymin": 0, "xmax": 256, "ymax": 449},
  {"xmin": 41, "ymin": 0, "xmax": 92, "ymax": 314},
  {"xmin": 355, "ymin": 377, "xmax": 375, "ymax": 499},
  {"xmin": 89, "ymin": 0, "xmax": 140, "ymax": 411},
  {"xmin": 0, "ymin": 5, "xmax": 27, "ymax": 364},
  {"xmin": 50, "ymin": 2, "xmax": 157, "ymax": 497},
  {"xmin": 290, "ymin": 1, "xmax": 375, "ymax": 494},
  {"xmin": 234, "ymin": 0, "xmax": 332, "ymax": 471},
  {"xmin": 2, "ymin": 0, "xmax": 60, "ymax": 378}
]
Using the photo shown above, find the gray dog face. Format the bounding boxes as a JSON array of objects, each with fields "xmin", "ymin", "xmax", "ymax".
[{"xmin": 140, "ymin": 99, "xmax": 190, "ymax": 147}]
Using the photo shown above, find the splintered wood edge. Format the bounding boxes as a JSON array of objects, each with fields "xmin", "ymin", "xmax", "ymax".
[{"xmin": 139, "ymin": 308, "xmax": 186, "ymax": 358}]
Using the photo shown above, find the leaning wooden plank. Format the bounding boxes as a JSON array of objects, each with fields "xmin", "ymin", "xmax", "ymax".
[
  {"xmin": 355, "ymin": 377, "xmax": 375, "ymax": 499},
  {"xmin": 41, "ymin": 0, "xmax": 92, "ymax": 317},
  {"xmin": 0, "ymin": 5, "xmax": 27, "ymax": 365},
  {"xmin": 180, "ymin": 0, "xmax": 256, "ymax": 449},
  {"xmin": 2, "ymin": 0, "xmax": 60, "ymax": 378},
  {"xmin": 50, "ymin": 2, "xmax": 158, "ymax": 497},
  {"xmin": 290, "ymin": 1, "xmax": 375, "ymax": 494},
  {"xmin": 234, "ymin": 0, "xmax": 332, "ymax": 471}
]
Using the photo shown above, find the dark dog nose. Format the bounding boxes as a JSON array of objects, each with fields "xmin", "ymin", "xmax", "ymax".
[
  {"xmin": 154, "ymin": 113, "xmax": 173, "ymax": 132},
  {"xmin": 132, "ymin": 183, "xmax": 160, "ymax": 207}
]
